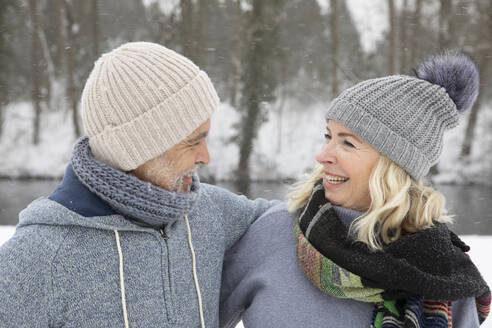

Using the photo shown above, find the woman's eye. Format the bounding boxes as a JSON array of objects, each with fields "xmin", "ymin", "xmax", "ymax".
[
  {"xmin": 344, "ymin": 140, "xmax": 355, "ymax": 148},
  {"xmin": 324, "ymin": 133, "xmax": 331, "ymax": 140}
]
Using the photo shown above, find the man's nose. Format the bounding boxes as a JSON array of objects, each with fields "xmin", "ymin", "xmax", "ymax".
[{"xmin": 196, "ymin": 141, "xmax": 210, "ymax": 165}]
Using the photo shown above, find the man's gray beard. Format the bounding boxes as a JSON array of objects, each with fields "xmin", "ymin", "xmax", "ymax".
[
  {"xmin": 171, "ymin": 167, "xmax": 197, "ymax": 193},
  {"xmin": 145, "ymin": 153, "xmax": 198, "ymax": 192}
]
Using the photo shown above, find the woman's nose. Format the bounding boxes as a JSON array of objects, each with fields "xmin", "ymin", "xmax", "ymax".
[{"xmin": 316, "ymin": 142, "xmax": 337, "ymax": 165}]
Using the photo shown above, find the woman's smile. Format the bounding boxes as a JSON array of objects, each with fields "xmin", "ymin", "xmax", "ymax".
[{"xmin": 323, "ymin": 172, "xmax": 349, "ymax": 188}]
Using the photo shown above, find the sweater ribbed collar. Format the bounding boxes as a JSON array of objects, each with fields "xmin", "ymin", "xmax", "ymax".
[
  {"xmin": 332, "ymin": 205, "xmax": 363, "ymax": 229},
  {"xmin": 71, "ymin": 137, "xmax": 200, "ymax": 229}
]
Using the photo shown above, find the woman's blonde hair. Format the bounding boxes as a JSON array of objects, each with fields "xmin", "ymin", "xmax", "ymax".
[{"xmin": 287, "ymin": 156, "xmax": 453, "ymax": 251}]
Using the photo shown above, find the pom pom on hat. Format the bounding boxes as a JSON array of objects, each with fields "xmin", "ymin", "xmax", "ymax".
[{"xmin": 413, "ymin": 50, "xmax": 479, "ymax": 113}]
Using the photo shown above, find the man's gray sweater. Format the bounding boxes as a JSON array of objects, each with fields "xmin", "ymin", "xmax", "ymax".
[{"xmin": 0, "ymin": 166, "xmax": 272, "ymax": 327}]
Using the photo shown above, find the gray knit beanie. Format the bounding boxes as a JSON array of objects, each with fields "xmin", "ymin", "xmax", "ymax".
[
  {"xmin": 326, "ymin": 51, "xmax": 479, "ymax": 180},
  {"xmin": 81, "ymin": 42, "xmax": 219, "ymax": 171}
]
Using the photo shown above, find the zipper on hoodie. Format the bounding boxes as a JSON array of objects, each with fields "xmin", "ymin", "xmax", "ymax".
[
  {"xmin": 133, "ymin": 221, "xmax": 175, "ymax": 322},
  {"xmin": 133, "ymin": 220, "xmax": 168, "ymax": 240},
  {"xmin": 158, "ymin": 226, "xmax": 175, "ymax": 323},
  {"xmin": 158, "ymin": 228, "xmax": 168, "ymax": 240}
]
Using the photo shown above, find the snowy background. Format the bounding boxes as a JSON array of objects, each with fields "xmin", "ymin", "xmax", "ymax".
[
  {"xmin": 1, "ymin": 0, "xmax": 491, "ymax": 182},
  {"xmin": 1, "ymin": 0, "xmax": 491, "ymax": 326},
  {"xmin": 1, "ymin": 99, "xmax": 491, "ymax": 184}
]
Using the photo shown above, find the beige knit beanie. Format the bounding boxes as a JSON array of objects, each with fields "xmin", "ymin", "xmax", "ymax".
[{"xmin": 81, "ymin": 42, "xmax": 219, "ymax": 171}]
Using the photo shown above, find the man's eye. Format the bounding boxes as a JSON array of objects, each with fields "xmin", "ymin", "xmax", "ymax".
[{"xmin": 344, "ymin": 140, "xmax": 355, "ymax": 148}]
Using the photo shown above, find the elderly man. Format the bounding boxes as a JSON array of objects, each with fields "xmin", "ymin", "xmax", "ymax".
[{"xmin": 0, "ymin": 42, "xmax": 272, "ymax": 327}]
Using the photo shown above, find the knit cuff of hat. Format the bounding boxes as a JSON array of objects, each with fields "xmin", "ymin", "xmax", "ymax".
[
  {"xmin": 326, "ymin": 98, "xmax": 431, "ymax": 181},
  {"xmin": 89, "ymin": 70, "xmax": 219, "ymax": 171}
]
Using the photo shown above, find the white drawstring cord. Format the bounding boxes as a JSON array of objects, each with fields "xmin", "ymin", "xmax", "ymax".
[
  {"xmin": 114, "ymin": 230, "xmax": 130, "ymax": 328},
  {"xmin": 115, "ymin": 222, "xmax": 204, "ymax": 328},
  {"xmin": 184, "ymin": 215, "xmax": 206, "ymax": 328}
]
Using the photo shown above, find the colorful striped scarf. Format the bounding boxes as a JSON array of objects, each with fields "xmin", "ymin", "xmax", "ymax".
[{"xmin": 294, "ymin": 181, "xmax": 491, "ymax": 327}]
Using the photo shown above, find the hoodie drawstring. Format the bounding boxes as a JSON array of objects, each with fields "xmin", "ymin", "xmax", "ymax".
[
  {"xmin": 184, "ymin": 215, "xmax": 206, "ymax": 328},
  {"xmin": 114, "ymin": 220, "xmax": 204, "ymax": 328},
  {"xmin": 114, "ymin": 230, "xmax": 130, "ymax": 328}
]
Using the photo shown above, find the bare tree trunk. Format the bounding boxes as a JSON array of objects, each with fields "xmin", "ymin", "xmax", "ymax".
[
  {"xmin": 330, "ymin": 0, "xmax": 340, "ymax": 96},
  {"xmin": 230, "ymin": 56, "xmax": 240, "ymax": 108},
  {"xmin": 27, "ymin": 1, "xmax": 55, "ymax": 111},
  {"xmin": 0, "ymin": 105, "xmax": 3, "ymax": 139},
  {"xmin": 154, "ymin": 6, "xmax": 178, "ymax": 45},
  {"xmin": 237, "ymin": 0, "xmax": 266, "ymax": 194},
  {"xmin": 409, "ymin": 0, "xmax": 422, "ymax": 69},
  {"xmin": 0, "ymin": 1, "xmax": 15, "ymax": 139},
  {"xmin": 387, "ymin": 0, "xmax": 396, "ymax": 74},
  {"xmin": 460, "ymin": 1, "xmax": 491, "ymax": 158},
  {"xmin": 399, "ymin": 0, "xmax": 408, "ymax": 74},
  {"xmin": 195, "ymin": 0, "xmax": 208, "ymax": 67},
  {"xmin": 28, "ymin": 0, "xmax": 42, "ymax": 145},
  {"xmin": 0, "ymin": 93, "xmax": 5, "ymax": 138},
  {"xmin": 229, "ymin": 0, "xmax": 242, "ymax": 108},
  {"xmin": 63, "ymin": 0, "xmax": 81, "ymax": 138},
  {"xmin": 276, "ymin": 53, "xmax": 288, "ymax": 153},
  {"xmin": 38, "ymin": 25, "xmax": 57, "ymax": 111},
  {"xmin": 91, "ymin": 0, "xmax": 100, "ymax": 59},
  {"xmin": 54, "ymin": 0, "xmax": 65, "ymax": 76},
  {"xmin": 180, "ymin": 0, "xmax": 194, "ymax": 59},
  {"xmin": 439, "ymin": 0, "xmax": 453, "ymax": 50},
  {"xmin": 460, "ymin": 95, "xmax": 482, "ymax": 159}
]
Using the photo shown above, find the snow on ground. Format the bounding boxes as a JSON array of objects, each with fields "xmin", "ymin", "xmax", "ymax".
[
  {"xmin": 205, "ymin": 99, "xmax": 492, "ymax": 184},
  {"xmin": 0, "ymin": 226, "xmax": 14, "ymax": 246},
  {"xmin": 0, "ymin": 102, "xmax": 76, "ymax": 178},
  {"xmin": 0, "ymin": 226, "xmax": 491, "ymax": 327},
  {"xmin": 1, "ymin": 100, "xmax": 492, "ymax": 184},
  {"xmin": 203, "ymin": 99, "xmax": 327, "ymax": 181},
  {"xmin": 435, "ymin": 104, "xmax": 492, "ymax": 185}
]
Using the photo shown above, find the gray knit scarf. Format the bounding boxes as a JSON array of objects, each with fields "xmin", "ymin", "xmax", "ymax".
[{"xmin": 71, "ymin": 137, "xmax": 200, "ymax": 228}]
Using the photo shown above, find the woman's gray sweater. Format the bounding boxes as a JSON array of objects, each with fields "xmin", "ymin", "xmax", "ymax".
[{"xmin": 219, "ymin": 203, "xmax": 479, "ymax": 328}]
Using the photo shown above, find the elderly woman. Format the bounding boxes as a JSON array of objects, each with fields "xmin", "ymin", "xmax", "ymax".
[{"xmin": 220, "ymin": 51, "xmax": 490, "ymax": 328}]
